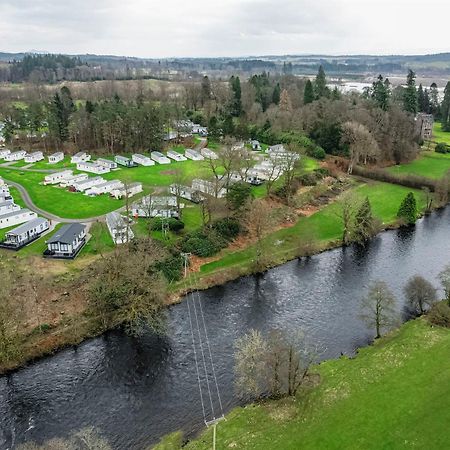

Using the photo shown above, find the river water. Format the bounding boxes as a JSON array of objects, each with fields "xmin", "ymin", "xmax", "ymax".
[{"xmin": 1, "ymin": 207, "xmax": 449, "ymax": 449}]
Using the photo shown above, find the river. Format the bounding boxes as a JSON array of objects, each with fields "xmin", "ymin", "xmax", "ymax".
[{"xmin": 1, "ymin": 207, "xmax": 449, "ymax": 449}]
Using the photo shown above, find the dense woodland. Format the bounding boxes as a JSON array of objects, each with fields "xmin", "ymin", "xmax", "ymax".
[{"xmin": 1, "ymin": 65, "xmax": 450, "ymax": 165}]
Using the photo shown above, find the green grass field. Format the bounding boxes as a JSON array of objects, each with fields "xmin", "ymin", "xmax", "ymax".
[
  {"xmin": 156, "ymin": 319, "xmax": 450, "ymax": 450},
  {"xmin": 197, "ymin": 182, "xmax": 426, "ymax": 276},
  {"xmin": 387, "ymin": 151, "xmax": 450, "ymax": 179},
  {"xmin": 432, "ymin": 122, "xmax": 450, "ymax": 145},
  {"xmin": 0, "ymin": 155, "xmax": 320, "ymax": 219}
]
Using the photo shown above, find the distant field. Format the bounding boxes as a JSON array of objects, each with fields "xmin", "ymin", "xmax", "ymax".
[{"xmin": 387, "ymin": 151, "xmax": 450, "ymax": 179}]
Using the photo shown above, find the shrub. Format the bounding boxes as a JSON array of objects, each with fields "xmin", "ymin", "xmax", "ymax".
[
  {"xmin": 156, "ymin": 255, "xmax": 184, "ymax": 282},
  {"xmin": 298, "ymin": 172, "xmax": 320, "ymax": 186},
  {"xmin": 151, "ymin": 218, "xmax": 185, "ymax": 232},
  {"xmin": 435, "ymin": 143, "xmax": 450, "ymax": 154},
  {"xmin": 306, "ymin": 145, "xmax": 326, "ymax": 160},
  {"xmin": 211, "ymin": 217, "xmax": 241, "ymax": 241},
  {"xmin": 314, "ymin": 167, "xmax": 330, "ymax": 177},
  {"xmin": 427, "ymin": 302, "xmax": 450, "ymax": 328}
]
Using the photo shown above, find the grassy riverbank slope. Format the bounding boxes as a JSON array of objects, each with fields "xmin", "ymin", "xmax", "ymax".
[{"xmin": 155, "ymin": 319, "xmax": 450, "ymax": 450}]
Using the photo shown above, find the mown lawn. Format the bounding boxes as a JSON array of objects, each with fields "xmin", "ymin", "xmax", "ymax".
[
  {"xmin": 0, "ymin": 154, "xmax": 321, "ymax": 219},
  {"xmin": 387, "ymin": 151, "xmax": 450, "ymax": 179},
  {"xmin": 0, "ymin": 168, "xmax": 128, "ymax": 219},
  {"xmin": 432, "ymin": 122, "xmax": 450, "ymax": 145},
  {"xmin": 156, "ymin": 319, "xmax": 450, "ymax": 450},
  {"xmin": 197, "ymin": 181, "xmax": 426, "ymax": 276}
]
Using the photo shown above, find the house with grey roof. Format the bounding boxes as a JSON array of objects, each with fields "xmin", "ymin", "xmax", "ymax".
[
  {"xmin": 44, "ymin": 223, "xmax": 86, "ymax": 259},
  {"xmin": 0, "ymin": 217, "xmax": 49, "ymax": 250}
]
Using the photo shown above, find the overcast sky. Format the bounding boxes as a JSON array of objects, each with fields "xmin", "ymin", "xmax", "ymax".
[{"xmin": 0, "ymin": 0, "xmax": 449, "ymax": 58}]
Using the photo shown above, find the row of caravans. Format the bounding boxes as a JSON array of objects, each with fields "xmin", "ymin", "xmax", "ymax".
[{"xmin": 42, "ymin": 170, "xmax": 143, "ymax": 199}]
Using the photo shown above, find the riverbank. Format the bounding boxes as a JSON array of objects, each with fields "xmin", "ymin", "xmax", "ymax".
[
  {"xmin": 0, "ymin": 179, "xmax": 431, "ymax": 375},
  {"xmin": 155, "ymin": 317, "xmax": 450, "ymax": 449}
]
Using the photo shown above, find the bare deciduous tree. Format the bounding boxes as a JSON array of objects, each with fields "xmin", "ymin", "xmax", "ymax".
[
  {"xmin": 404, "ymin": 275, "xmax": 437, "ymax": 316},
  {"xmin": 360, "ymin": 280, "xmax": 398, "ymax": 339}
]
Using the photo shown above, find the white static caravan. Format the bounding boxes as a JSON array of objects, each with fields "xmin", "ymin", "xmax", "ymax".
[
  {"xmin": 60, "ymin": 173, "xmax": 88, "ymax": 188},
  {"xmin": 106, "ymin": 212, "xmax": 134, "ymax": 244},
  {"xmin": 72, "ymin": 176, "xmax": 105, "ymax": 192},
  {"xmin": 45, "ymin": 223, "xmax": 86, "ymax": 259},
  {"xmin": 0, "ymin": 208, "xmax": 37, "ymax": 229},
  {"xmin": 76, "ymin": 162, "xmax": 110, "ymax": 175},
  {"xmin": 132, "ymin": 153, "xmax": 155, "ymax": 167},
  {"xmin": 71, "ymin": 151, "xmax": 91, "ymax": 164},
  {"xmin": 110, "ymin": 182, "xmax": 143, "ymax": 200},
  {"xmin": 24, "ymin": 151, "xmax": 44, "ymax": 163},
  {"xmin": 114, "ymin": 155, "xmax": 137, "ymax": 168},
  {"xmin": 131, "ymin": 195, "xmax": 181, "ymax": 218},
  {"xmin": 85, "ymin": 180, "xmax": 123, "ymax": 196},
  {"xmin": 192, "ymin": 124, "xmax": 208, "ymax": 136},
  {"xmin": 167, "ymin": 149, "xmax": 187, "ymax": 162},
  {"xmin": 48, "ymin": 152, "xmax": 64, "ymax": 164},
  {"xmin": 230, "ymin": 170, "xmax": 263, "ymax": 186},
  {"xmin": 0, "ymin": 149, "xmax": 11, "ymax": 159},
  {"xmin": 1, "ymin": 218, "xmax": 49, "ymax": 249},
  {"xmin": 169, "ymin": 184, "xmax": 204, "ymax": 203},
  {"xmin": 192, "ymin": 178, "xmax": 226, "ymax": 198},
  {"xmin": 0, "ymin": 201, "xmax": 21, "ymax": 215},
  {"xmin": 4, "ymin": 150, "xmax": 26, "ymax": 162},
  {"xmin": 184, "ymin": 149, "xmax": 204, "ymax": 161},
  {"xmin": 200, "ymin": 148, "xmax": 218, "ymax": 159},
  {"xmin": 96, "ymin": 158, "xmax": 118, "ymax": 170},
  {"xmin": 43, "ymin": 170, "xmax": 73, "ymax": 185},
  {"xmin": 151, "ymin": 151, "xmax": 171, "ymax": 165}
]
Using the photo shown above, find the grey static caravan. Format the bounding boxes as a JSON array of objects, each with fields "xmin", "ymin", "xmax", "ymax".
[
  {"xmin": 114, "ymin": 155, "xmax": 138, "ymax": 167},
  {"xmin": 106, "ymin": 212, "xmax": 134, "ymax": 244},
  {"xmin": 151, "ymin": 151, "xmax": 171, "ymax": 164},
  {"xmin": 132, "ymin": 153, "xmax": 155, "ymax": 166},
  {"xmin": 184, "ymin": 149, "xmax": 204, "ymax": 161},
  {"xmin": 0, "ymin": 217, "xmax": 49, "ymax": 250},
  {"xmin": 44, "ymin": 223, "xmax": 86, "ymax": 259},
  {"xmin": 167, "ymin": 149, "xmax": 187, "ymax": 162},
  {"xmin": 0, "ymin": 208, "xmax": 37, "ymax": 229},
  {"xmin": 48, "ymin": 152, "xmax": 64, "ymax": 164}
]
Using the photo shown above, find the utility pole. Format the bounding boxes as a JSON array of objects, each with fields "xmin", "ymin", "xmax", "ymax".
[
  {"xmin": 181, "ymin": 252, "xmax": 191, "ymax": 278},
  {"xmin": 205, "ymin": 416, "xmax": 225, "ymax": 450}
]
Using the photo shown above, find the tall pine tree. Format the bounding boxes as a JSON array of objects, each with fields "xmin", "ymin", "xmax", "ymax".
[
  {"xmin": 397, "ymin": 192, "xmax": 418, "ymax": 225},
  {"xmin": 371, "ymin": 74, "xmax": 390, "ymax": 110},
  {"xmin": 403, "ymin": 70, "xmax": 418, "ymax": 114},
  {"xmin": 314, "ymin": 65, "xmax": 328, "ymax": 99},
  {"xmin": 441, "ymin": 81, "xmax": 450, "ymax": 131},
  {"xmin": 303, "ymin": 79, "xmax": 314, "ymax": 104}
]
